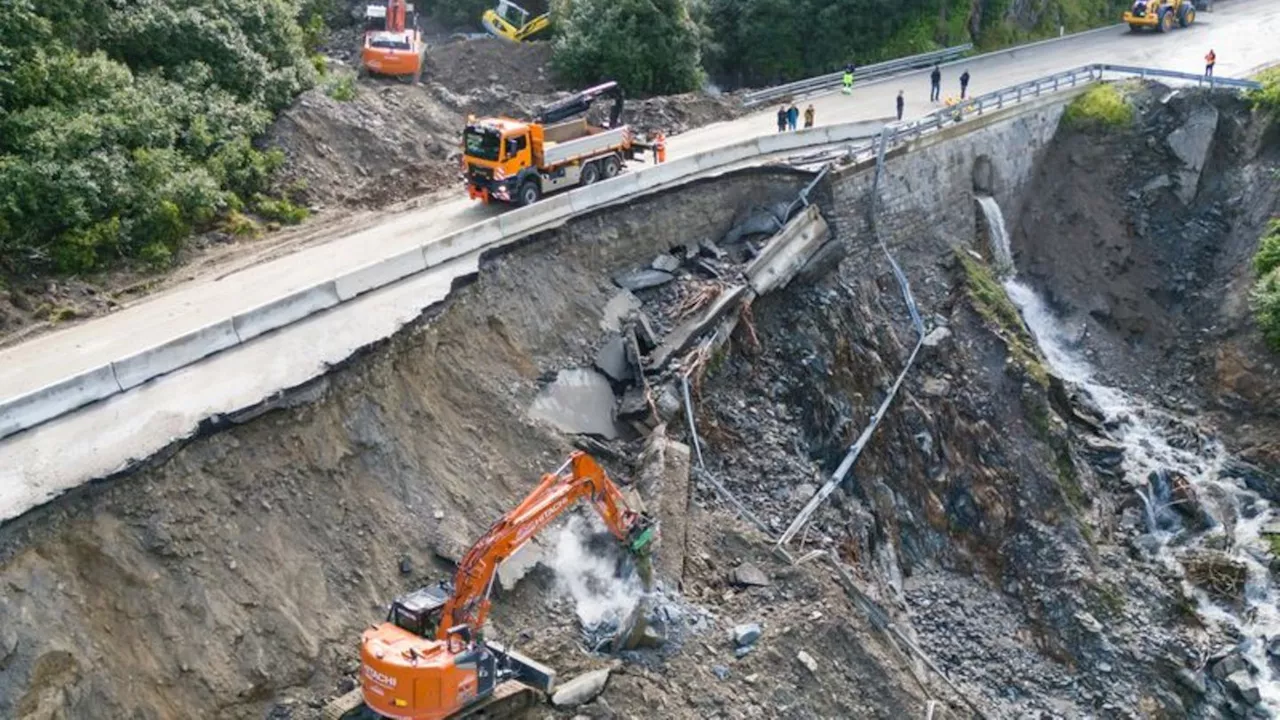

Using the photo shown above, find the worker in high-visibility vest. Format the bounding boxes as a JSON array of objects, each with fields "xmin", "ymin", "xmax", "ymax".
[
  {"xmin": 842, "ymin": 64, "xmax": 855, "ymax": 95},
  {"xmin": 654, "ymin": 131, "xmax": 667, "ymax": 164}
]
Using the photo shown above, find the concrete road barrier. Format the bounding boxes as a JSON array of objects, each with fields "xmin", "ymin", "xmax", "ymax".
[
  {"xmin": 635, "ymin": 157, "xmax": 700, "ymax": 191},
  {"xmin": 693, "ymin": 141, "xmax": 758, "ymax": 171},
  {"xmin": 335, "ymin": 247, "xmax": 430, "ymax": 301},
  {"xmin": 499, "ymin": 194, "xmax": 574, "ymax": 238},
  {"xmin": 111, "ymin": 319, "xmax": 241, "ymax": 390},
  {"xmin": 232, "ymin": 282, "xmax": 342, "ymax": 343},
  {"xmin": 422, "ymin": 221, "xmax": 504, "ymax": 268},
  {"xmin": 0, "ymin": 365, "xmax": 122, "ymax": 440},
  {"xmin": 567, "ymin": 175, "xmax": 641, "ymax": 214}
]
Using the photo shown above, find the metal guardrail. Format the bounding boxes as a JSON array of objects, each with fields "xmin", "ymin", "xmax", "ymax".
[
  {"xmin": 780, "ymin": 63, "xmax": 1262, "ymax": 169},
  {"xmin": 742, "ymin": 44, "xmax": 973, "ymax": 107}
]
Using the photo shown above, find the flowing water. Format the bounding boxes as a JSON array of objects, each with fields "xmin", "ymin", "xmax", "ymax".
[{"xmin": 977, "ymin": 196, "xmax": 1280, "ymax": 710}]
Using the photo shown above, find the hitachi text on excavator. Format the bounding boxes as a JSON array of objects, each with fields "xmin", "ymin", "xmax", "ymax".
[{"xmin": 323, "ymin": 452, "xmax": 655, "ymax": 720}]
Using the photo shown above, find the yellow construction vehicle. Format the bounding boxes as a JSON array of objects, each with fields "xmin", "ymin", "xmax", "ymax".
[
  {"xmin": 482, "ymin": 1, "xmax": 550, "ymax": 42},
  {"xmin": 1124, "ymin": 0, "xmax": 1196, "ymax": 32},
  {"xmin": 462, "ymin": 81, "xmax": 637, "ymax": 206}
]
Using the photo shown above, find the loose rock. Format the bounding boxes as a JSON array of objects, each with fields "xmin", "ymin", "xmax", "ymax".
[
  {"xmin": 552, "ymin": 668, "xmax": 612, "ymax": 708},
  {"xmin": 732, "ymin": 623, "xmax": 762, "ymax": 648},
  {"xmin": 730, "ymin": 563, "xmax": 770, "ymax": 587}
]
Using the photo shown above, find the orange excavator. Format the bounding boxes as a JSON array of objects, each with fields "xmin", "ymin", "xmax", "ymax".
[
  {"xmin": 360, "ymin": 0, "xmax": 426, "ymax": 81},
  {"xmin": 323, "ymin": 452, "xmax": 655, "ymax": 720}
]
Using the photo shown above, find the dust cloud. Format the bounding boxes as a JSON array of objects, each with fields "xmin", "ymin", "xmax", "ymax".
[{"xmin": 547, "ymin": 514, "xmax": 645, "ymax": 631}]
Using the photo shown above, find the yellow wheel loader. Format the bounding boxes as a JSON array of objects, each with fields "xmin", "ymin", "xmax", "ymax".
[{"xmin": 1124, "ymin": 0, "xmax": 1196, "ymax": 32}]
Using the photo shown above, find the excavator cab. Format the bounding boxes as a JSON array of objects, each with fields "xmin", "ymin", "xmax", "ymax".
[{"xmin": 387, "ymin": 582, "xmax": 451, "ymax": 638}]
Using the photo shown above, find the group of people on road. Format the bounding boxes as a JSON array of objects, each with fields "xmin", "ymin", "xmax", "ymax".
[
  {"xmin": 776, "ymin": 102, "xmax": 816, "ymax": 132},
  {"xmin": 771, "ymin": 46, "xmax": 1222, "ymax": 135}
]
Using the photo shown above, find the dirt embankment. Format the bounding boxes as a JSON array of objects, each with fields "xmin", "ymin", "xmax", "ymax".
[{"xmin": 1012, "ymin": 85, "xmax": 1280, "ymax": 473}]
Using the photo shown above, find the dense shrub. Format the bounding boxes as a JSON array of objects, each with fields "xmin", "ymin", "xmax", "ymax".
[
  {"xmin": 0, "ymin": 0, "xmax": 318, "ymax": 274},
  {"xmin": 1250, "ymin": 67, "xmax": 1280, "ymax": 116},
  {"xmin": 551, "ymin": 0, "xmax": 704, "ymax": 96},
  {"xmin": 1062, "ymin": 83, "xmax": 1134, "ymax": 130},
  {"xmin": 1254, "ymin": 220, "xmax": 1280, "ymax": 353}
]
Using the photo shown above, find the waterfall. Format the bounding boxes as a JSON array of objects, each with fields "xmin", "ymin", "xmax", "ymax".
[
  {"xmin": 976, "ymin": 195, "xmax": 1014, "ymax": 277},
  {"xmin": 976, "ymin": 196, "xmax": 1280, "ymax": 710}
]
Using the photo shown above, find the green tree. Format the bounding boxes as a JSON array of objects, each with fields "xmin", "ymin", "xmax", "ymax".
[{"xmin": 551, "ymin": 0, "xmax": 704, "ymax": 96}]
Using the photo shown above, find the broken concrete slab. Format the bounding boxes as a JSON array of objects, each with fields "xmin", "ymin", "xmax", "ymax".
[
  {"xmin": 613, "ymin": 268, "xmax": 674, "ymax": 291},
  {"xmin": 551, "ymin": 668, "xmax": 611, "ymax": 708},
  {"xmin": 730, "ymin": 562, "xmax": 770, "ymax": 587},
  {"xmin": 634, "ymin": 425, "xmax": 692, "ymax": 584},
  {"xmin": 600, "ymin": 290, "xmax": 642, "ymax": 333},
  {"xmin": 529, "ymin": 368, "xmax": 622, "ymax": 439},
  {"xmin": 497, "ymin": 537, "xmax": 543, "ymax": 591},
  {"xmin": 648, "ymin": 285, "xmax": 749, "ymax": 370},
  {"xmin": 723, "ymin": 207, "xmax": 783, "ymax": 245},
  {"xmin": 632, "ymin": 312, "xmax": 659, "ymax": 352},
  {"xmin": 617, "ymin": 387, "xmax": 650, "ymax": 421},
  {"xmin": 594, "ymin": 334, "xmax": 633, "ymax": 383},
  {"xmin": 651, "ymin": 253, "xmax": 681, "ymax": 273},
  {"xmin": 744, "ymin": 205, "xmax": 831, "ymax": 296},
  {"xmin": 1166, "ymin": 104, "xmax": 1219, "ymax": 204}
]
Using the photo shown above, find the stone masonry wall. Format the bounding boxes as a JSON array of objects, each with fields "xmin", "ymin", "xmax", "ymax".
[{"xmin": 822, "ymin": 91, "xmax": 1081, "ymax": 271}]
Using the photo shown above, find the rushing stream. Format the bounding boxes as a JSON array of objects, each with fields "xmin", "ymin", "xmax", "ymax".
[{"xmin": 977, "ymin": 196, "xmax": 1280, "ymax": 712}]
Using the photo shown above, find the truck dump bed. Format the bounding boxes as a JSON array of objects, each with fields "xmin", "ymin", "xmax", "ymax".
[{"xmin": 541, "ymin": 121, "xmax": 630, "ymax": 168}]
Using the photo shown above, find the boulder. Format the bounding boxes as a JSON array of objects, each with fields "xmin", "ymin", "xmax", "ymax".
[
  {"xmin": 922, "ymin": 327, "xmax": 952, "ymax": 349},
  {"xmin": 651, "ymin": 254, "xmax": 682, "ymax": 273},
  {"xmin": 729, "ymin": 563, "xmax": 770, "ymax": 587},
  {"xmin": 1210, "ymin": 653, "xmax": 1247, "ymax": 680},
  {"xmin": 1224, "ymin": 670, "xmax": 1261, "ymax": 706},
  {"xmin": 613, "ymin": 269, "xmax": 674, "ymax": 291},
  {"xmin": 732, "ymin": 623, "xmax": 762, "ymax": 648},
  {"xmin": 1165, "ymin": 105, "xmax": 1219, "ymax": 204},
  {"xmin": 551, "ymin": 668, "xmax": 612, "ymax": 708},
  {"xmin": 796, "ymin": 650, "xmax": 819, "ymax": 674}
]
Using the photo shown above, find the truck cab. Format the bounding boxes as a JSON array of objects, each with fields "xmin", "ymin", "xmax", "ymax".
[{"xmin": 463, "ymin": 119, "xmax": 537, "ymax": 204}]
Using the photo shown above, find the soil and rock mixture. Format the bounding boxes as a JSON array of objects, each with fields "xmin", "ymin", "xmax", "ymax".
[{"xmin": 1013, "ymin": 83, "xmax": 1280, "ymax": 482}]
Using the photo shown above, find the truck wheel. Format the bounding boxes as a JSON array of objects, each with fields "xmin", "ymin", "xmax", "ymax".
[
  {"xmin": 581, "ymin": 162, "xmax": 600, "ymax": 186},
  {"xmin": 518, "ymin": 181, "xmax": 541, "ymax": 206},
  {"xmin": 602, "ymin": 155, "xmax": 621, "ymax": 179},
  {"xmin": 1158, "ymin": 9, "xmax": 1172, "ymax": 31}
]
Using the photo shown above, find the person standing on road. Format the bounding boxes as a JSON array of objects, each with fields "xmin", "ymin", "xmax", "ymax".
[
  {"xmin": 930, "ymin": 63, "xmax": 942, "ymax": 102},
  {"xmin": 960, "ymin": 69, "xmax": 971, "ymax": 99},
  {"xmin": 896, "ymin": 90, "xmax": 905, "ymax": 121},
  {"xmin": 803, "ymin": 104, "xmax": 815, "ymax": 128},
  {"xmin": 1205, "ymin": 49, "xmax": 1216, "ymax": 77},
  {"xmin": 777, "ymin": 105, "xmax": 787, "ymax": 133},
  {"xmin": 842, "ymin": 64, "xmax": 855, "ymax": 95},
  {"xmin": 787, "ymin": 103, "xmax": 799, "ymax": 131}
]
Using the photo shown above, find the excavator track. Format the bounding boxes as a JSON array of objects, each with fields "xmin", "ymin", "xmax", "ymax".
[{"xmin": 319, "ymin": 682, "xmax": 537, "ymax": 720}]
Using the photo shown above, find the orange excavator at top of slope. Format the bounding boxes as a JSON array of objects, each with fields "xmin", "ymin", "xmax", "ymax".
[
  {"xmin": 360, "ymin": 0, "xmax": 426, "ymax": 81},
  {"xmin": 323, "ymin": 452, "xmax": 655, "ymax": 720}
]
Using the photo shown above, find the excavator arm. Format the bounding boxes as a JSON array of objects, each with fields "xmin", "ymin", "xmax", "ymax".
[
  {"xmin": 439, "ymin": 451, "xmax": 652, "ymax": 641},
  {"xmin": 534, "ymin": 81, "xmax": 625, "ymax": 128}
]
